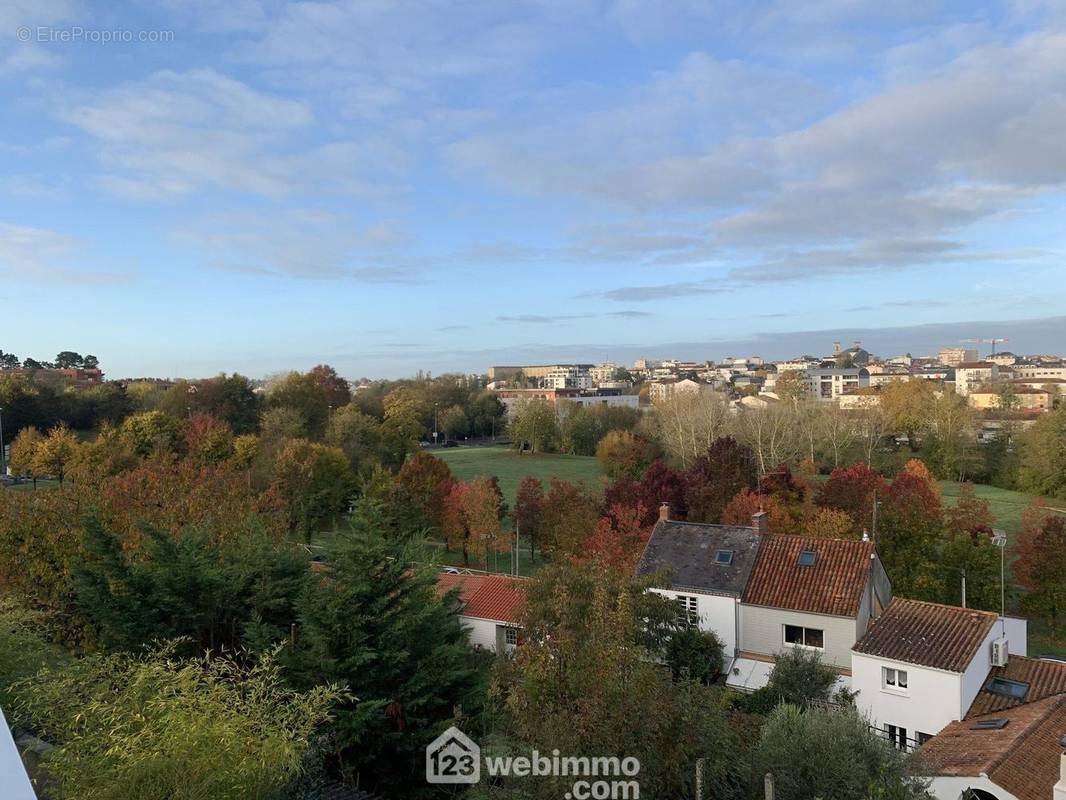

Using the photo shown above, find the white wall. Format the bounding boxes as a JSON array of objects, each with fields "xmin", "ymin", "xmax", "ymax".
[
  {"xmin": 1001, "ymin": 617, "xmax": 1027, "ymax": 656},
  {"xmin": 960, "ymin": 625, "xmax": 1002, "ymax": 719},
  {"xmin": 0, "ymin": 706, "xmax": 36, "ymax": 800},
  {"xmin": 930, "ymin": 776, "xmax": 1017, "ymax": 800},
  {"xmin": 650, "ymin": 588, "xmax": 738, "ymax": 661},
  {"xmin": 851, "ymin": 652, "xmax": 964, "ymax": 740},
  {"xmin": 740, "ymin": 605, "xmax": 859, "ymax": 669}
]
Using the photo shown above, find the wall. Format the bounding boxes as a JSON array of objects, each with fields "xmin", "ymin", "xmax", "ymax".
[
  {"xmin": 851, "ymin": 652, "xmax": 963, "ymax": 739},
  {"xmin": 930, "ymin": 776, "xmax": 1017, "ymax": 800},
  {"xmin": 740, "ymin": 605, "xmax": 859, "ymax": 669},
  {"xmin": 960, "ymin": 625, "xmax": 1003, "ymax": 718},
  {"xmin": 459, "ymin": 616, "xmax": 509, "ymax": 653},
  {"xmin": 650, "ymin": 588, "xmax": 738, "ymax": 662}
]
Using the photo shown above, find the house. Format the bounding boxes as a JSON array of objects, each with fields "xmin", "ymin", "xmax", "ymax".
[
  {"xmin": 969, "ymin": 388, "xmax": 1052, "ymax": 413},
  {"xmin": 633, "ymin": 508, "xmax": 763, "ymax": 671},
  {"xmin": 648, "ymin": 378, "xmax": 703, "ymax": 403},
  {"xmin": 955, "ymin": 362, "xmax": 1000, "ymax": 396},
  {"xmin": 806, "ymin": 367, "xmax": 870, "ymax": 401},
  {"xmin": 939, "ymin": 348, "xmax": 980, "ymax": 367},
  {"xmin": 919, "ymin": 651, "xmax": 1066, "ymax": 800},
  {"xmin": 735, "ymin": 534, "xmax": 891, "ymax": 691},
  {"xmin": 852, "ymin": 598, "xmax": 1029, "ymax": 750},
  {"xmin": 437, "ymin": 573, "xmax": 526, "ymax": 653}
]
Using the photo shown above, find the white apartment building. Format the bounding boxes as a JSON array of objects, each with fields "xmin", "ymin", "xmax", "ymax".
[
  {"xmin": 543, "ymin": 365, "xmax": 592, "ymax": 389},
  {"xmin": 589, "ymin": 362, "xmax": 618, "ymax": 386},
  {"xmin": 955, "ymin": 362, "xmax": 999, "ymax": 396},
  {"xmin": 648, "ymin": 377, "xmax": 703, "ymax": 402},
  {"xmin": 939, "ymin": 347, "xmax": 979, "ymax": 367},
  {"xmin": 1012, "ymin": 363, "xmax": 1066, "ymax": 382},
  {"xmin": 806, "ymin": 367, "xmax": 870, "ymax": 401}
]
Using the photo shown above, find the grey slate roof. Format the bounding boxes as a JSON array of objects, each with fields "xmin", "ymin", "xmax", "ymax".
[{"xmin": 634, "ymin": 519, "xmax": 762, "ymax": 596}]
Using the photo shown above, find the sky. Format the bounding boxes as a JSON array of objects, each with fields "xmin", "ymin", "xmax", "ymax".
[{"xmin": 1, "ymin": 0, "xmax": 1065, "ymax": 379}]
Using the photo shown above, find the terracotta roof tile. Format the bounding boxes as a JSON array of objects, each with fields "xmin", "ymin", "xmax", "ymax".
[
  {"xmin": 852, "ymin": 598, "xmax": 996, "ymax": 672},
  {"xmin": 920, "ymin": 696, "xmax": 1066, "ymax": 800},
  {"xmin": 968, "ymin": 656, "xmax": 1066, "ymax": 717},
  {"xmin": 742, "ymin": 535, "xmax": 874, "ymax": 617},
  {"xmin": 436, "ymin": 573, "xmax": 526, "ymax": 625}
]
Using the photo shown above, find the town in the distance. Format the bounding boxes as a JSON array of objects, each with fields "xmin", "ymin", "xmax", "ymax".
[{"xmin": 1, "ymin": 335, "xmax": 1065, "ymax": 800}]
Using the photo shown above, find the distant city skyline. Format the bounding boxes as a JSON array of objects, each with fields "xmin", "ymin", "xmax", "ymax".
[{"xmin": 2, "ymin": 2, "xmax": 1065, "ymax": 378}]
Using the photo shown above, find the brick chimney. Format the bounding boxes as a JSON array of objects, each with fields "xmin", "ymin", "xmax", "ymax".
[
  {"xmin": 752, "ymin": 511, "xmax": 768, "ymax": 536},
  {"xmin": 658, "ymin": 502, "xmax": 670, "ymax": 523}
]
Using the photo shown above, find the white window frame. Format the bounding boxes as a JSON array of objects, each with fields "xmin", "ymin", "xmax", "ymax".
[
  {"xmin": 676, "ymin": 594, "xmax": 699, "ymax": 627},
  {"xmin": 882, "ymin": 666, "xmax": 909, "ymax": 693},
  {"xmin": 504, "ymin": 627, "xmax": 518, "ymax": 647},
  {"xmin": 783, "ymin": 624, "xmax": 824, "ymax": 650}
]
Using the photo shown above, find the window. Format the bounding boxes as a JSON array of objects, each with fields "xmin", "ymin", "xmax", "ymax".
[
  {"xmin": 987, "ymin": 677, "xmax": 1029, "ymax": 700},
  {"xmin": 784, "ymin": 624, "xmax": 824, "ymax": 649},
  {"xmin": 797, "ymin": 550, "xmax": 817, "ymax": 566},
  {"xmin": 504, "ymin": 628, "xmax": 518, "ymax": 647},
  {"xmin": 916, "ymin": 732, "xmax": 932, "ymax": 746},
  {"xmin": 676, "ymin": 595, "xmax": 698, "ymax": 627},
  {"xmin": 883, "ymin": 667, "xmax": 908, "ymax": 691},
  {"xmin": 885, "ymin": 724, "xmax": 908, "ymax": 751},
  {"xmin": 715, "ymin": 549, "xmax": 734, "ymax": 565}
]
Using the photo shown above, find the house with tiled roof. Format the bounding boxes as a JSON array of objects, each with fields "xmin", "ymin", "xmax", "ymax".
[
  {"xmin": 734, "ymin": 533, "xmax": 891, "ymax": 690},
  {"xmin": 851, "ymin": 598, "xmax": 1033, "ymax": 753},
  {"xmin": 634, "ymin": 506, "xmax": 892, "ymax": 692},
  {"xmin": 633, "ymin": 505, "xmax": 763, "ymax": 670},
  {"xmin": 436, "ymin": 572, "xmax": 527, "ymax": 654}
]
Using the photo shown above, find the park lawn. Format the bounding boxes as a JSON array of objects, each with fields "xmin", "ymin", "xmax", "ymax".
[
  {"xmin": 434, "ymin": 446, "xmax": 605, "ymax": 509},
  {"xmin": 939, "ymin": 481, "xmax": 1064, "ymax": 540}
]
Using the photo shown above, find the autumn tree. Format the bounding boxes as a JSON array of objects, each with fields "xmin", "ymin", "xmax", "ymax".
[
  {"xmin": 389, "ymin": 451, "xmax": 453, "ymax": 536},
  {"xmin": 381, "ymin": 388, "xmax": 426, "ymax": 466},
  {"xmin": 268, "ymin": 439, "xmax": 354, "ymax": 536},
  {"xmin": 514, "ymin": 476, "xmax": 544, "ymax": 560},
  {"xmin": 510, "ymin": 398, "xmax": 558, "ymax": 453},
  {"xmin": 682, "ymin": 437, "xmax": 759, "ymax": 524},
  {"xmin": 816, "ymin": 463, "xmax": 888, "ymax": 533},
  {"xmin": 876, "ymin": 470, "xmax": 944, "ymax": 598},
  {"xmin": 596, "ymin": 429, "xmax": 659, "ymax": 480},
  {"xmin": 1015, "ymin": 515, "xmax": 1066, "ymax": 626},
  {"xmin": 442, "ymin": 478, "xmax": 504, "ymax": 565},
  {"xmin": 633, "ymin": 458, "xmax": 687, "ymax": 525},
  {"xmin": 439, "ymin": 403, "xmax": 468, "ymax": 441},
  {"xmin": 121, "ymin": 410, "xmax": 182, "ymax": 456},
  {"xmin": 32, "ymin": 424, "xmax": 79, "ymax": 483},
  {"xmin": 880, "ymin": 380, "xmax": 935, "ymax": 450},
  {"xmin": 267, "ymin": 371, "xmax": 332, "ymax": 439},
  {"xmin": 1017, "ymin": 403, "xmax": 1066, "ymax": 499},
  {"xmin": 944, "ymin": 482, "xmax": 994, "ymax": 537},
  {"xmin": 308, "ymin": 363, "xmax": 352, "ymax": 408},
  {"xmin": 324, "ymin": 404, "xmax": 383, "ymax": 476},
  {"xmin": 721, "ymin": 489, "xmax": 792, "ymax": 533},
  {"xmin": 182, "ymin": 413, "xmax": 235, "ymax": 466},
  {"xmin": 539, "ymin": 478, "xmax": 601, "ymax": 558},
  {"xmin": 7, "ymin": 425, "xmax": 43, "ymax": 476},
  {"xmin": 649, "ymin": 389, "xmax": 730, "ymax": 468},
  {"xmin": 803, "ymin": 507, "xmax": 856, "ymax": 539},
  {"xmin": 581, "ymin": 503, "xmax": 652, "ymax": 573}
]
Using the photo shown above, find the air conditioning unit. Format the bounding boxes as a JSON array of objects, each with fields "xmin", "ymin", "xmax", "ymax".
[{"xmin": 990, "ymin": 638, "xmax": 1009, "ymax": 667}]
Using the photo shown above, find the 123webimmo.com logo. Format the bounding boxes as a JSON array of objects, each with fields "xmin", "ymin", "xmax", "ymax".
[{"xmin": 426, "ymin": 726, "xmax": 640, "ymax": 798}]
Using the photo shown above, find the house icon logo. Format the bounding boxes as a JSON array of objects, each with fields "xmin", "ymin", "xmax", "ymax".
[{"xmin": 426, "ymin": 726, "xmax": 480, "ymax": 784}]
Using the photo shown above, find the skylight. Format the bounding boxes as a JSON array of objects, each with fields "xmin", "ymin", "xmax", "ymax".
[
  {"xmin": 987, "ymin": 678, "xmax": 1029, "ymax": 700},
  {"xmin": 971, "ymin": 719, "xmax": 1009, "ymax": 730},
  {"xmin": 797, "ymin": 550, "xmax": 817, "ymax": 567},
  {"xmin": 715, "ymin": 550, "xmax": 734, "ymax": 565}
]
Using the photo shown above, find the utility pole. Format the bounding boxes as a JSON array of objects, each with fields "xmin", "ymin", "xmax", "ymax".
[
  {"xmin": 0, "ymin": 406, "xmax": 5, "ymax": 477},
  {"xmin": 960, "ymin": 568, "xmax": 967, "ymax": 608},
  {"xmin": 871, "ymin": 498, "xmax": 880, "ymax": 542},
  {"xmin": 993, "ymin": 530, "xmax": 1008, "ymax": 634},
  {"xmin": 764, "ymin": 772, "xmax": 775, "ymax": 800}
]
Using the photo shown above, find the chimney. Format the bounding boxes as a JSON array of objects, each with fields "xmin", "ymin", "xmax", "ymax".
[
  {"xmin": 659, "ymin": 502, "xmax": 670, "ymax": 523},
  {"xmin": 752, "ymin": 511, "xmax": 769, "ymax": 536},
  {"xmin": 1054, "ymin": 750, "xmax": 1066, "ymax": 800}
]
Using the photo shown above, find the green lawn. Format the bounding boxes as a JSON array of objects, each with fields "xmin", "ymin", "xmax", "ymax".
[
  {"xmin": 939, "ymin": 481, "xmax": 1064, "ymax": 540},
  {"xmin": 434, "ymin": 446, "xmax": 605, "ymax": 508},
  {"xmin": 5, "ymin": 478, "xmax": 61, "ymax": 492}
]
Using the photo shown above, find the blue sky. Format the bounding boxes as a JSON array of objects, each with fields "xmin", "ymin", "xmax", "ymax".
[{"xmin": 1, "ymin": 0, "xmax": 1065, "ymax": 378}]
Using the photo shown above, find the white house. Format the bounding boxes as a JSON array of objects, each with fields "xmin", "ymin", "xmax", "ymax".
[
  {"xmin": 852, "ymin": 599, "xmax": 1030, "ymax": 747},
  {"xmin": 437, "ymin": 572, "xmax": 526, "ymax": 654},
  {"xmin": 633, "ymin": 507, "xmax": 765, "ymax": 674},
  {"xmin": 736, "ymin": 533, "xmax": 892, "ymax": 692},
  {"xmin": 1, "ymin": 706, "xmax": 36, "ymax": 800}
]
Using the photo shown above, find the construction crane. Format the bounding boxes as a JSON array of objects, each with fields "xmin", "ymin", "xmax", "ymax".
[{"xmin": 960, "ymin": 337, "xmax": 1010, "ymax": 356}]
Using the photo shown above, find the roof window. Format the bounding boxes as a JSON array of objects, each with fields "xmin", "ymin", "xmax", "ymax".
[
  {"xmin": 715, "ymin": 549, "xmax": 734, "ymax": 565},
  {"xmin": 987, "ymin": 678, "xmax": 1029, "ymax": 700},
  {"xmin": 797, "ymin": 550, "xmax": 817, "ymax": 567}
]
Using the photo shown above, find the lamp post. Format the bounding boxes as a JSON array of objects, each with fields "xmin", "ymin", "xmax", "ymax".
[
  {"xmin": 0, "ymin": 406, "xmax": 5, "ymax": 477},
  {"xmin": 992, "ymin": 529, "xmax": 1008, "ymax": 632},
  {"xmin": 433, "ymin": 403, "xmax": 439, "ymax": 446}
]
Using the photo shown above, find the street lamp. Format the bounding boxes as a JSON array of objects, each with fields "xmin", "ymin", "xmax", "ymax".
[
  {"xmin": 992, "ymin": 529, "xmax": 1008, "ymax": 629},
  {"xmin": 0, "ymin": 406, "xmax": 5, "ymax": 477},
  {"xmin": 433, "ymin": 403, "xmax": 439, "ymax": 446}
]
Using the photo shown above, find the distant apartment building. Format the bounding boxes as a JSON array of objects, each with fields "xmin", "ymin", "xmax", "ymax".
[
  {"xmin": 987, "ymin": 351, "xmax": 1017, "ymax": 366},
  {"xmin": 868, "ymin": 369, "xmax": 912, "ymax": 388},
  {"xmin": 968, "ymin": 388, "xmax": 1052, "ymax": 413},
  {"xmin": 588, "ymin": 362, "xmax": 617, "ymax": 386},
  {"xmin": 493, "ymin": 387, "xmax": 637, "ymax": 417},
  {"xmin": 806, "ymin": 367, "xmax": 870, "ymax": 401},
  {"xmin": 938, "ymin": 347, "xmax": 979, "ymax": 367},
  {"xmin": 1011, "ymin": 362, "xmax": 1066, "ymax": 382},
  {"xmin": 648, "ymin": 377, "xmax": 703, "ymax": 403},
  {"xmin": 486, "ymin": 364, "xmax": 593, "ymax": 388},
  {"xmin": 954, "ymin": 362, "xmax": 999, "ymax": 396}
]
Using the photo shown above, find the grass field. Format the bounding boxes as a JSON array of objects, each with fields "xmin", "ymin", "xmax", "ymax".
[
  {"xmin": 434, "ymin": 446, "xmax": 605, "ymax": 509},
  {"xmin": 939, "ymin": 481, "xmax": 1065, "ymax": 540}
]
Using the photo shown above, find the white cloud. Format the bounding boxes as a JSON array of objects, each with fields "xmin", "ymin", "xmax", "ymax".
[{"xmin": 0, "ymin": 222, "xmax": 130, "ymax": 284}]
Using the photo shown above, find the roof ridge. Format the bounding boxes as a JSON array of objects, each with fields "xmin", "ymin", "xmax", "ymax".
[{"xmin": 891, "ymin": 597, "xmax": 999, "ymax": 617}]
